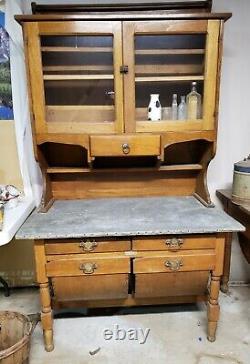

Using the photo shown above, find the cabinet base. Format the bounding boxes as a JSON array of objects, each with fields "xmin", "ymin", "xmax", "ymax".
[{"xmin": 52, "ymin": 294, "xmax": 207, "ymax": 309}]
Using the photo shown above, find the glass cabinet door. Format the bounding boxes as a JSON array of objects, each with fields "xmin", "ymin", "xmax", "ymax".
[
  {"xmin": 123, "ymin": 20, "xmax": 220, "ymax": 133},
  {"xmin": 25, "ymin": 22, "xmax": 123, "ymax": 135}
]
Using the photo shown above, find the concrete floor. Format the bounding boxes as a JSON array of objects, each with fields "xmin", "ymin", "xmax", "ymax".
[{"xmin": 0, "ymin": 287, "xmax": 249, "ymax": 364}]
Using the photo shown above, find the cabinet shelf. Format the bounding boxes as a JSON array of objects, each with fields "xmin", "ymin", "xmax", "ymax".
[
  {"xmin": 135, "ymin": 49, "xmax": 205, "ymax": 55},
  {"xmin": 41, "ymin": 46, "xmax": 113, "ymax": 53},
  {"xmin": 135, "ymin": 75, "xmax": 204, "ymax": 82},
  {"xmin": 46, "ymin": 164, "xmax": 203, "ymax": 174},
  {"xmin": 43, "ymin": 65, "xmax": 113, "ymax": 72},
  {"xmin": 41, "ymin": 47, "xmax": 204, "ymax": 55},
  {"xmin": 43, "ymin": 74, "xmax": 114, "ymax": 80}
]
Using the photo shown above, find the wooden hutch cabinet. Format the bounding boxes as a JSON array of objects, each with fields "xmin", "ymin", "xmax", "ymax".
[{"xmin": 16, "ymin": 1, "xmax": 244, "ymax": 352}]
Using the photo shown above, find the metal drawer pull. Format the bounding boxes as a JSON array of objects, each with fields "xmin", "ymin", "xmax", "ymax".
[
  {"xmin": 165, "ymin": 259, "xmax": 183, "ymax": 271},
  {"xmin": 122, "ymin": 143, "xmax": 130, "ymax": 155},
  {"xmin": 79, "ymin": 240, "xmax": 98, "ymax": 252},
  {"xmin": 79, "ymin": 262, "xmax": 97, "ymax": 274},
  {"xmin": 165, "ymin": 238, "xmax": 184, "ymax": 251}
]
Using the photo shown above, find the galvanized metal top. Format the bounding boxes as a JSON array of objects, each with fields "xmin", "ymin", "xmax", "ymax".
[
  {"xmin": 16, "ymin": 196, "xmax": 244, "ymax": 240},
  {"xmin": 234, "ymin": 155, "xmax": 250, "ymax": 173}
]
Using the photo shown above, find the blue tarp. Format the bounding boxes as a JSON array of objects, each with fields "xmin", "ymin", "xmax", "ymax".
[{"xmin": 0, "ymin": 11, "xmax": 4, "ymax": 27}]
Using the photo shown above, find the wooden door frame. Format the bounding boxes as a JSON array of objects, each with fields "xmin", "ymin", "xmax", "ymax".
[
  {"xmin": 24, "ymin": 21, "xmax": 124, "ymax": 135},
  {"xmin": 123, "ymin": 19, "xmax": 220, "ymax": 133}
]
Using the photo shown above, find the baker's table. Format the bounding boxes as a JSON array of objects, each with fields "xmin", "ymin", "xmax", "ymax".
[
  {"xmin": 16, "ymin": 196, "xmax": 244, "ymax": 351},
  {"xmin": 217, "ymin": 189, "xmax": 250, "ymax": 292}
]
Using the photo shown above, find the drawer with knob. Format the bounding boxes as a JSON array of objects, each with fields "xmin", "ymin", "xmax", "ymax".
[
  {"xmin": 133, "ymin": 250, "xmax": 216, "ymax": 274},
  {"xmin": 132, "ymin": 235, "xmax": 216, "ymax": 252},
  {"xmin": 45, "ymin": 238, "xmax": 131, "ymax": 255},
  {"xmin": 90, "ymin": 134, "xmax": 160, "ymax": 157},
  {"xmin": 46, "ymin": 252, "xmax": 130, "ymax": 277}
]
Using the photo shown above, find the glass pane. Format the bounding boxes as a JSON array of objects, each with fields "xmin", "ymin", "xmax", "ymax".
[
  {"xmin": 41, "ymin": 35, "xmax": 115, "ymax": 123},
  {"xmin": 134, "ymin": 34, "xmax": 206, "ymax": 122}
]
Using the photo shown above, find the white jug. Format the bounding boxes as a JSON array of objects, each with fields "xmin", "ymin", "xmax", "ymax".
[{"xmin": 148, "ymin": 94, "xmax": 161, "ymax": 121}]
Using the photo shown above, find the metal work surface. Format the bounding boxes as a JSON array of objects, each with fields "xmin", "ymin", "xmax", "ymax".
[{"xmin": 16, "ymin": 196, "xmax": 244, "ymax": 240}]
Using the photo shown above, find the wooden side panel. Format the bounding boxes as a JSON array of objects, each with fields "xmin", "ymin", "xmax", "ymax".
[
  {"xmin": 24, "ymin": 22, "xmax": 47, "ymax": 134},
  {"xmin": 135, "ymin": 271, "xmax": 209, "ymax": 298},
  {"xmin": 203, "ymin": 20, "xmax": 220, "ymax": 130},
  {"xmin": 52, "ymin": 274, "xmax": 128, "ymax": 301}
]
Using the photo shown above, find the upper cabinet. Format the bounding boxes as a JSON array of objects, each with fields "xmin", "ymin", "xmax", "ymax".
[
  {"xmin": 22, "ymin": 17, "xmax": 224, "ymax": 137},
  {"xmin": 123, "ymin": 20, "xmax": 220, "ymax": 133},
  {"xmin": 24, "ymin": 21, "xmax": 124, "ymax": 135},
  {"xmin": 16, "ymin": 5, "xmax": 231, "ymax": 211}
]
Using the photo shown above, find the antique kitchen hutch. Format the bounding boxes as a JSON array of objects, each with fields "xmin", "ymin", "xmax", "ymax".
[{"xmin": 15, "ymin": 1, "xmax": 243, "ymax": 352}]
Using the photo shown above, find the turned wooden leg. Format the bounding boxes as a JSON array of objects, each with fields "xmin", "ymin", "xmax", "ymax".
[
  {"xmin": 40, "ymin": 282, "xmax": 54, "ymax": 352},
  {"xmin": 34, "ymin": 240, "xmax": 54, "ymax": 352},
  {"xmin": 207, "ymin": 274, "xmax": 220, "ymax": 342},
  {"xmin": 220, "ymin": 232, "xmax": 233, "ymax": 293}
]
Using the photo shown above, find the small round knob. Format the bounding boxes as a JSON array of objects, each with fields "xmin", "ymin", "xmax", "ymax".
[{"xmin": 122, "ymin": 143, "xmax": 130, "ymax": 155}]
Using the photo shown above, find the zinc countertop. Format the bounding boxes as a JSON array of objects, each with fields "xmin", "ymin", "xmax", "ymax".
[{"xmin": 16, "ymin": 196, "xmax": 244, "ymax": 240}]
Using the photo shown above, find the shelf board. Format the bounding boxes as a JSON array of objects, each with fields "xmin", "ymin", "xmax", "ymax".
[
  {"xmin": 43, "ymin": 74, "xmax": 114, "ymax": 80},
  {"xmin": 47, "ymin": 167, "xmax": 90, "ymax": 173},
  {"xmin": 135, "ymin": 49, "xmax": 205, "ymax": 55},
  {"xmin": 41, "ymin": 46, "xmax": 113, "ymax": 53},
  {"xmin": 135, "ymin": 75, "xmax": 204, "ymax": 82},
  {"xmin": 43, "ymin": 65, "xmax": 113, "ymax": 72},
  {"xmin": 46, "ymin": 164, "xmax": 203, "ymax": 174},
  {"xmin": 41, "ymin": 47, "xmax": 204, "ymax": 56}
]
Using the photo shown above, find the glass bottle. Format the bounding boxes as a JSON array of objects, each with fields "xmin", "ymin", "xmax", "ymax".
[
  {"xmin": 186, "ymin": 82, "xmax": 202, "ymax": 119},
  {"xmin": 178, "ymin": 95, "xmax": 187, "ymax": 120},
  {"xmin": 171, "ymin": 93, "xmax": 178, "ymax": 120}
]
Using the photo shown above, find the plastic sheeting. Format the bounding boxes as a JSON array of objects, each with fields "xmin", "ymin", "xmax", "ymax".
[{"xmin": 5, "ymin": 0, "xmax": 41, "ymax": 205}]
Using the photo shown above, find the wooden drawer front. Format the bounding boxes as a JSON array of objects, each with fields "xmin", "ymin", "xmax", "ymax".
[
  {"xmin": 90, "ymin": 134, "xmax": 160, "ymax": 157},
  {"xmin": 135, "ymin": 271, "xmax": 209, "ymax": 298},
  {"xmin": 52, "ymin": 274, "xmax": 128, "ymax": 301},
  {"xmin": 45, "ymin": 239, "xmax": 130, "ymax": 255},
  {"xmin": 46, "ymin": 253, "xmax": 130, "ymax": 277},
  {"xmin": 133, "ymin": 250, "xmax": 215, "ymax": 274},
  {"xmin": 133, "ymin": 235, "xmax": 216, "ymax": 251}
]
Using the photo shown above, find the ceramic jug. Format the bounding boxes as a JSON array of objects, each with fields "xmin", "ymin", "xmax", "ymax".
[{"xmin": 148, "ymin": 94, "xmax": 161, "ymax": 121}]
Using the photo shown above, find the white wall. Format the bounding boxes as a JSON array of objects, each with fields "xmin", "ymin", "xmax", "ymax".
[
  {"xmin": 209, "ymin": 0, "xmax": 250, "ymax": 282},
  {"xmin": 18, "ymin": 0, "xmax": 250, "ymax": 282}
]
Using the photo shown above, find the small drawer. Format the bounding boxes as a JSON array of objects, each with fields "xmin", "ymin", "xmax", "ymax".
[
  {"xmin": 90, "ymin": 134, "xmax": 160, "ymax": 157},
  {"xmin": 52, "ymin": 274, "xmax": 129, "ymax": 301},
  {"xmin": 135, "ymin": 271, "xmax": 209, "ymax": 298},
  {"xmin": 133, "ymin": 235, "xmax": 216, "ymax": 252},
  {"xmin": 133, "ymin": 250, "xmax": 216, "ymax": 274},
  {"xmin": 45, "ymin": 238, "xmax": 131, "ymax": 255},
  {"xmin": 46, "ymin": 252, "xmax": 130, "ymax": 277}
]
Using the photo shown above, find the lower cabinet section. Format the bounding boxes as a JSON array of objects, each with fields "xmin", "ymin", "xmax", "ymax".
[
  {"xmin": 51, "ymin": 274, "xmax": 129, "ymax": 301},
  {"xmin": 134, "ymin": 271, "xmax": 209, "ymax": 298},
  {"xmin": 45, "ymin": 236, "xmax": 218, "ymax": 304}
]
